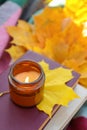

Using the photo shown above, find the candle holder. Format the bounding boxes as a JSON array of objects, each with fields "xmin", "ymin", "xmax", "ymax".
[{"xmin": 8, "ymin": 60, "xmax": 45, "ymax": 107}]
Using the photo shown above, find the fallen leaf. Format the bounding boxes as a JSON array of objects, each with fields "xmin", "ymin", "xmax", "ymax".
[
  {"xmin": 18, "ymin": 20, "xmax": 33, "ymax": 32},
  {"xmin": 37, "ymin": 61, "xmax": 79, "ymax": 116},
  {"xmin": 64, "ymin": 0, "xmax": 87, "ymax": 25},
  {"xmin": 6, "ymin": 45, "xmax": 27, "ymax": 61},
  {"xmin": 6, "ymin": 4, "xmax": 87, "ymax": 88},
  {"xmin": 6, "ymin": 21, "xmax": 38, "ymax": 50},
  {"xmin": 77, "ymin": 62, "xmax": 87, "ymax": 78},
  {"xmin": 79, "ymin": 78, "xmax": 87, "ymax": 88},
  {"xmin": 34, "ymin": 7, "xmax": 65, "ymax": 48}
]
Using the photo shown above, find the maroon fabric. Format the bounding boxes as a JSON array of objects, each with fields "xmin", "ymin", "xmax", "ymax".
[
  {"xmin": 67, "ymin": 117, "xmax": 87, "ymax": 130},
  {"xmin": 0, "ymin": 51, "xmax": 80, "ymax": 130},
  {"xmin": 0, "ymin": 51, "xmax": 11, "ymax": 74}
]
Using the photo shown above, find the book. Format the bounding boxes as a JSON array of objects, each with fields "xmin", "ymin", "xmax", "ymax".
[
  {"xmin": 44, "ymin": 84, "xmax": 87, "ymax": 130},
  {"xmin": 0, "ymin": 51, "xmax": 81, "ymax": 130}
]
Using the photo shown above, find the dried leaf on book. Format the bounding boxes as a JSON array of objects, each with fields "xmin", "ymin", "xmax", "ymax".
[{"xmin": 36, "ymin": 61, "xmax": 79, "ymax": 116}]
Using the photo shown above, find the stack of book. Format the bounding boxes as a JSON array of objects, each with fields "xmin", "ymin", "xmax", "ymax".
[{"xmin": 0, "ymin": 51, "xmax": 87, "ymax": 130}]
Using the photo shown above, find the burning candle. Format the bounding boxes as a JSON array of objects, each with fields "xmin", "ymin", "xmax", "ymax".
[
  {"xmin": 15, "ymin": 71, "xmax": 40, "ymax": 83},
  {"xmin": 8, "ymin": 60, "xmax": 45, "ymax": 107}
]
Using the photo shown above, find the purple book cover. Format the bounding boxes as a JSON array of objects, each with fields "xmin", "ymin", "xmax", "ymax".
[{"xmin": 0, "ymin": 51, "xmax": 80, "ymax": 130}]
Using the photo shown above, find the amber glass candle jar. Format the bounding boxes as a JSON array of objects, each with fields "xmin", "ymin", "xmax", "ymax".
[{"xmin": 8, "ymin": 60, "xmax": 45, "ymax": 107}]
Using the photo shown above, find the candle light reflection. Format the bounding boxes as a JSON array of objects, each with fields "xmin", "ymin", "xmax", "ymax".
[{"xmin": 24, "ymin": 76, "xmax": 30, "ymax": 83}]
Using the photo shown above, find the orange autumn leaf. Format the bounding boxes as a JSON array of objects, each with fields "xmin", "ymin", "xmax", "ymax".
[
  {"xmin": 36, "ymin": 61, "xmax": 79, "ymax": 116},
  {"xmin": 33, "ymin": 34, "xmax": 68, "ymax": 63},
  {"xmin": 18, "ymin": 20, "xmax": 33, "ymax": 32},
  {"xmin": 6, "ymin": 20, "xmax": 38, "ymax": 50},
  {"xmin": 79, "ymin": 78, "xmax": 87, "ymax": 88},
  {"xmin": 43, "ymin": 34, "xmax": 68, "ymax": 63},
  {"xmin": 63, "ymin": 59, "xmax": 80, "ymax": 71},
  {"xmin": 63, "ymin": 50, "xmax": 87, "ymax": 70},
  {"xmin": 77, "ymin": 62, "xmax": 87, "ymax": 78},
  {"xmin": 34, "ymin": 7, "xmax": 65, "ymax": 48},
  {"xmin": 6, "ymin": 4, "xmax": 87, "ymax": 88}
]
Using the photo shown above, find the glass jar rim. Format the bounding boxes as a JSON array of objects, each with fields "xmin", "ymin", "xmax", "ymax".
[{"xmin": 9, "ymin": 60, "xmax": 45, "ymax": 86}]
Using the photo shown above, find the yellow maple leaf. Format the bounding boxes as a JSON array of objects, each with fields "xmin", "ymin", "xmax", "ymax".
[
  {"xmin": 6, "ymin": 20, "xmax": 38, "ymax": 50},
  {"xmin": 6, "ymin": 5, "xmax": 87, "ymax": 88},
  {"xmin": 64, "ymin": 0, "xmax": 87, "ymax": 25},
  {"xmin": 6, "ymin": 45, "xmax": 27, "ymax": 61},
  {"xmin": 34, "ymin": 7, "xmax": 65, "ymax": 48},
  {"xmin": 37, "ymin": 61, "xmax": 79, "ymax": 116},
  {"xmin": 18, "ymin": 20, "xmax": 33, "ymax": 32},
  {"xmin": 44, "ymin": 35, "xmax": 69, "ymax": 63}
]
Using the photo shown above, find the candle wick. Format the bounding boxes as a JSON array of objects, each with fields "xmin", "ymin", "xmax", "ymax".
[{"xmin": 25, "ymin": 76, "xmax": 30, "ymax": 83}]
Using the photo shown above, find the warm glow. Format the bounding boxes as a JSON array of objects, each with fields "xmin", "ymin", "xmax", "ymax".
[
  {"xmin": 48, "ymin": 0, "xmax": 65, "ymax": 7},
  {"xmin": 24, "ymin": 76, "xmax": 30, "ymax": 83},
  {"xmin": 82, "ymin": 22, "xmax": 87, "ymax": 37},
  {"xmin": 15, "ymin": 71, "xmax": 40, "ymax": 83}
]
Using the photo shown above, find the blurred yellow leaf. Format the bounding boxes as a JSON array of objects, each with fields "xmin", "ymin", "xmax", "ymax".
[
  {"xmin": 7, "ymin": 4, "xmax": 87, "ymax": 88},
  {"xmin": 6, "ymin": 45, "xmax": 27, "ymax": 61},
  {"xmin": 79, "ymin": 78, "xmax": 87, "ymax": 88},
  {"xmin": 34, "ymin": 7, "xmax": 65, "ymax": 48},
  {"xmin": 63, "ymin": 51, "xmax": 87, "ymax": 73},
  {"xmin": 7, "ymin": 20, "xmax": 31, "ymax": 35},
  {"xmin": 37, "ymin": 61, "xmax": 79, "ymax": 116},
  {"xmin": 78, "ymin": 62, "xmax": 87, "ymax": 78},
  {"xmin": 64, "ymin": 0, "xmax": 87, "ymax": 25},
  {"xmin": 18, "ymin": 20, "xmax": 32, "ymax": 32},
  {"xmin": 78, "ymin": 66, "xmax": 87, "ymax": 87},
  {"xmin": 7, "ymin": 20, "xmax": 38, "ymax": 50},
  {"xmin": 43, "ymin": 35, "xmax": 69, "ymax": 63}
]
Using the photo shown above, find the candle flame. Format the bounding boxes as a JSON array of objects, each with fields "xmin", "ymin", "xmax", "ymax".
[{"xmin": 25, "ymin": 76, "xmax": 30, "ymax": 83}]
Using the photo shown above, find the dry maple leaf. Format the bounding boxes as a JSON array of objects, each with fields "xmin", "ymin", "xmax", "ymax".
[
  {"xmin": 6, "ymin": 45, "xmax": 27, "ymax": 61},
  {"xmin": 7, "ymin": 20, "xmax": 38, "ymax": 50},
  {"xmin": 64, "ymin": 0, "xmax": 87, "ymax": 25},
  {"xmin": 34, "ymin": 7, "xmax": 65, "ymax": 48},
  {"xmin": 36, "ymin": 61, "xmax": 79, "ymax": 116},
  {"xmin": 6, "ymin": 4, "xmax": 87, "ymax": 88}
]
